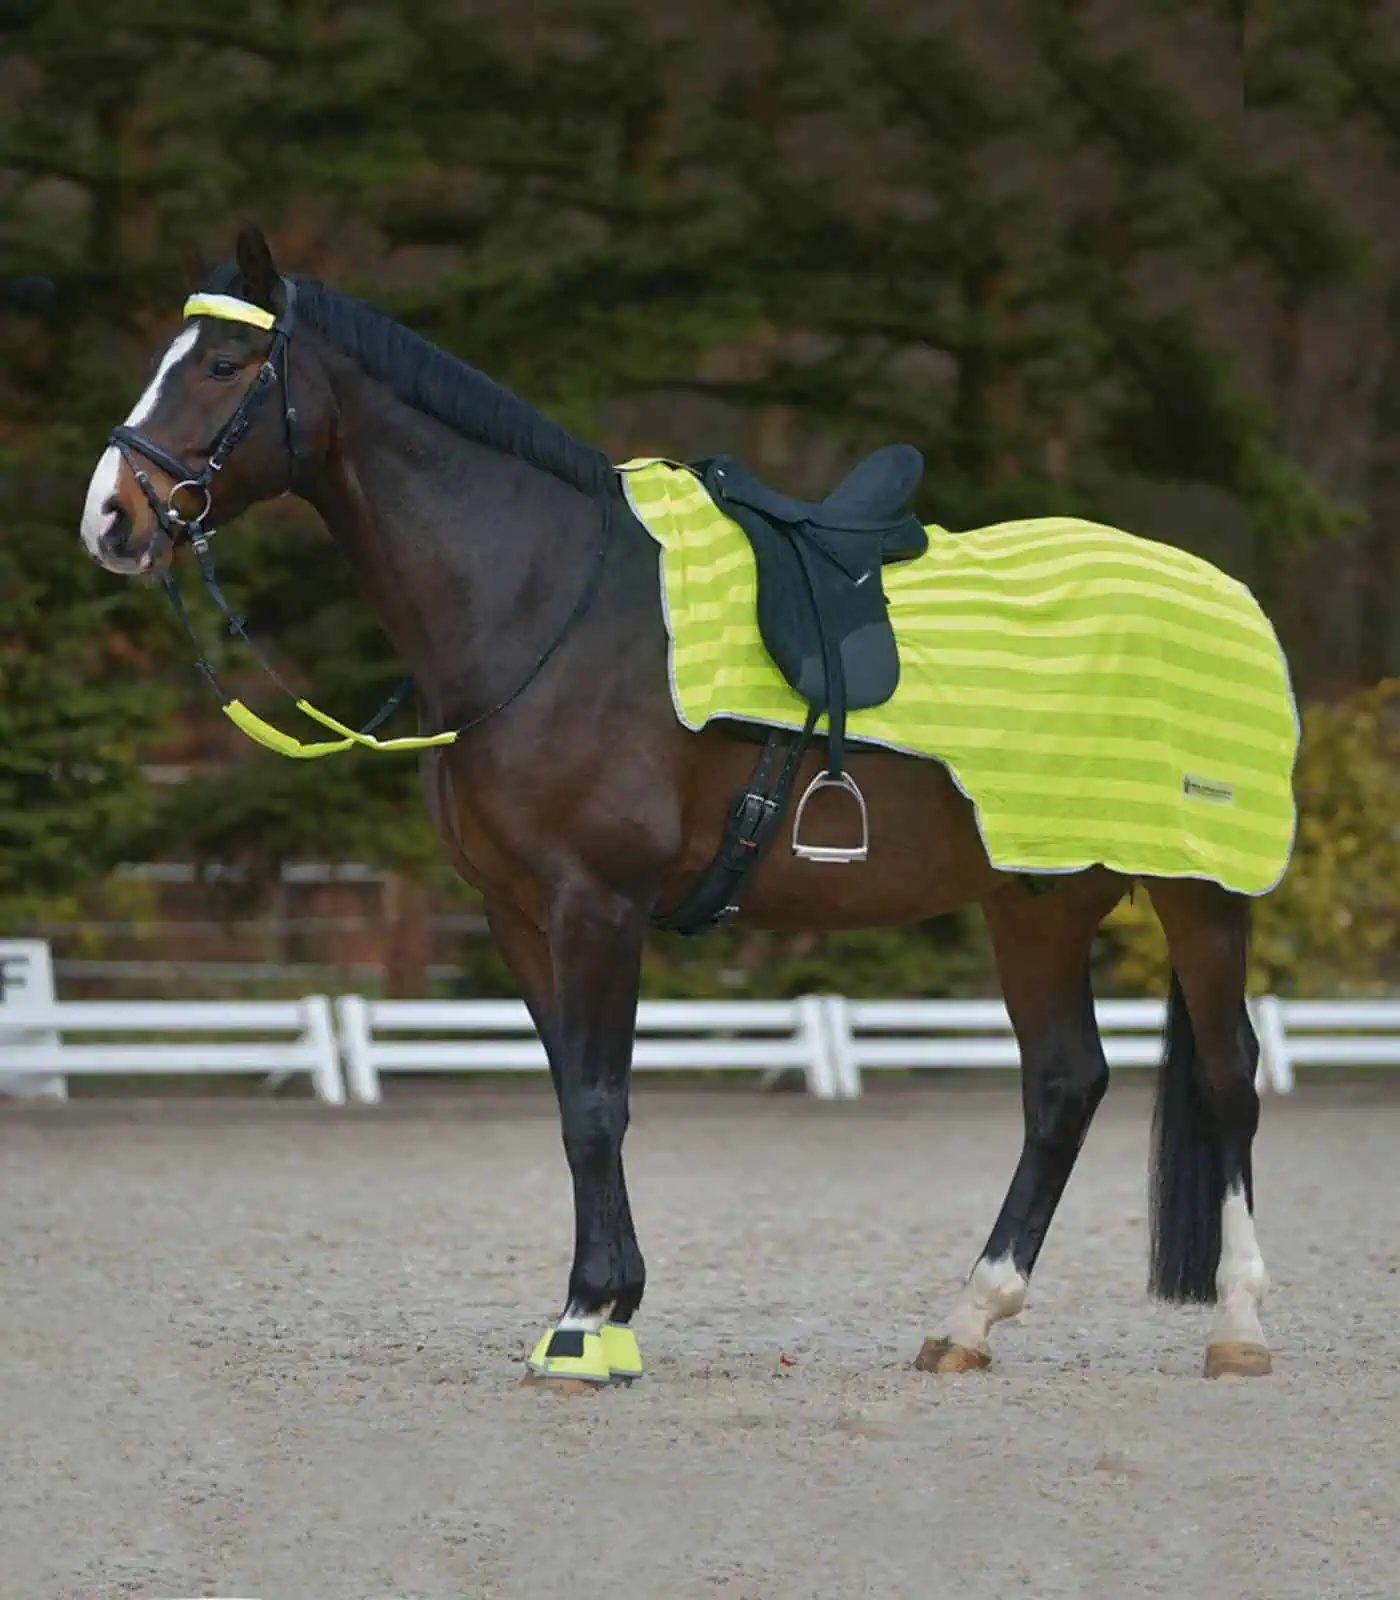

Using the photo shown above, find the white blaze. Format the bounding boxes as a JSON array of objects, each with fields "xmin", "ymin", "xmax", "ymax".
[{"xmin": 80, "ymin": 325, "xmax": 200, "ymax": 558}]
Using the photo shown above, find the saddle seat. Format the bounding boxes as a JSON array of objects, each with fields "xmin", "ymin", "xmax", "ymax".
[
  {"xmin": 696, "ymin": 443, "xmax": 928, "ymax": 863},
  {"xmin": 707, "ymin": 443, "xmax": 924, "ymax": 536}
]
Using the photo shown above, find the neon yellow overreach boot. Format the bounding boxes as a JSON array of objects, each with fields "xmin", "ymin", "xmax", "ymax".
[{"xmin": 526, "ymin": 1325, "xmax": 611, "ymax": 1384}]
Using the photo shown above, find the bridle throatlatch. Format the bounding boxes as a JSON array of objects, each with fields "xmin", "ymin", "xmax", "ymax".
[{"xmin": 108, "ymin": 282, "xmax": 611, "ymax": 759}]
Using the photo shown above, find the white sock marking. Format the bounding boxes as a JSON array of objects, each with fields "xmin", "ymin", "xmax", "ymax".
[
  {"xmin": 1211, "ymin": 1183, "xmax": 1270, "ymax": 1348},
  {"xmin": 939, "ymin": 1252, "xmax": 1027, "ymax": 1354},
  {"xmin": 556, "ymin": 1300, "xmax": 609, "ymax": 1335},
  {"xmin": 80, "ymin": 326, "xmax": 200, "ymax": 558}
]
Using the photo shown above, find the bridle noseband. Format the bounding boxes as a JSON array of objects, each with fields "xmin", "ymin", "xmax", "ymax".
[{"xmin": 109, "ymin": 278, "xmax": 302, "ymax": 555}]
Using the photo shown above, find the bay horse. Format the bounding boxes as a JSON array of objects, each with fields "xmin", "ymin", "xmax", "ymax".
[{"xmin": 80, "ymin": 226, "xmax": 1277, "ymax": 1384}]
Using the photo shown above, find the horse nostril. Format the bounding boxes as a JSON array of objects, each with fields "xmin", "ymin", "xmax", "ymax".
[{"xmin": 102, "ymin": 497, "xmax": 131, "ymax": 552}]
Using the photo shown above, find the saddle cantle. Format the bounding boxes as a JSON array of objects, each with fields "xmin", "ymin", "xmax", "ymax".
[{"xmin": 697, "ymin": 444, "xmax": 927, "ymax": 862}]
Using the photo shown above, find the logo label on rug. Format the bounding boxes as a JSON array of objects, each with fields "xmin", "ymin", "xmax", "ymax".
[{"xmin": 1182, "ymin": 774, "xmax": 1235, "ymax": 804}]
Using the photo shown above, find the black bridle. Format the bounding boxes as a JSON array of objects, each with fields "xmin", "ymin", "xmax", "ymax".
[
  {"xmin": 104, "ymin": 276, "xmax": 351, "ymax": 725},
  {"xmin": 106, "ymin": 276, "xmax": 614, "ymax": 753}
]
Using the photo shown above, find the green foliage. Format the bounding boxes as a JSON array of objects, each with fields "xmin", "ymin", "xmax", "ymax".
[
  {"xmin": 0, "ymin": 437, "xmax": 176, "ymax": 925},
  {"xmin": 643, "ymin": 912, "xmax": 998, "ymax": 1001},
  {"xmin": 0, "ymin": 0, "xmax": 1387, "ymax": 994},
  {"xmin": 1248, "ymin": 0, "xmax": 1400, "ymax": 144}
]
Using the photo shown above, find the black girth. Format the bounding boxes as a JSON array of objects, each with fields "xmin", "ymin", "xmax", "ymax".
[{"xmin": 650, "ymin": 710, "xmax": 820, "ymax": 937}]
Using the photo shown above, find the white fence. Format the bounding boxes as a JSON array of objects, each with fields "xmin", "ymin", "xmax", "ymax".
[
  {"xmin": 336, "ymin": 995, "xmax": 1155, "ymax": 1101},
  {"xmin": 336, "ymin": 995, "xmax": 846, "ymax": 1103},
  {"xmin": 4, "ymin": 937, "xmax": 1400, "ymax": 1104},
  {"xmin": 1248, "ymin": 997, "xmax": 1400, "ymax": 1094},
  {"xmin": 0, "ymin": 991, "xmax": 343, "ymax": 1104}
]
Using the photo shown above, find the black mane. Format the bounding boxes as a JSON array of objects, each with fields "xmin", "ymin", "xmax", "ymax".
[{"xmin": 199, "ymin": 264, "xmax": 613, "ymax": 498}]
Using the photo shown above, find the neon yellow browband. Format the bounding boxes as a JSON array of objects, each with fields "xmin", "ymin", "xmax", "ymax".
[
  {"xmin": 183, "ymin": 292, "xmax": 276, "ymax": 330},
  {"xmin": 222, "ymin": 699, "xmax": 459, "ymax": 759}
]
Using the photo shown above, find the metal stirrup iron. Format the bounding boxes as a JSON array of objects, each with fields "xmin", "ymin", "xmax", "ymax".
[{"xmin": 791, "ymin": 769, "xmax": 870, "ymax": 863}]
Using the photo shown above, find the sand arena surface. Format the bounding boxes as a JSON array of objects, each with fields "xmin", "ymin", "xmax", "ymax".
[{"xmin": 2, "ymin": 1082, "xmax": 1397, "ymax": 1599}]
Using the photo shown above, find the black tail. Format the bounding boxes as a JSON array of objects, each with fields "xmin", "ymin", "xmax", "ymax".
[{"xmin": 1148, "ymin": 971, "xmax": 1223, "ymax": 1302}]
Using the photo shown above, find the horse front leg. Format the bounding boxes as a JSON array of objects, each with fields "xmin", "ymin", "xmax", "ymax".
[
  {"xmin": 484, "ymin": 895, "xmax": 562, "ymax": 1093},
  {"xmin": 524, "ymin": 884, "xmax": 648, "ymax": 1390}
]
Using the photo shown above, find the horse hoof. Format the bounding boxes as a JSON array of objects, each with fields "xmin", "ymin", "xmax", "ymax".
[
  {"xmin": 1203, "ymin": 1340, "xmax": 1273, "ymax": 1379},
  {"xmin": 914, "ymin": 1336, "xmax": 991, "ymax": 1374}
]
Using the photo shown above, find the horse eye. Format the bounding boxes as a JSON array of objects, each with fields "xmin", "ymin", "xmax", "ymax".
[{"xmin": 209, "ymin": 356, "xmax": 240, "ymax": 381}]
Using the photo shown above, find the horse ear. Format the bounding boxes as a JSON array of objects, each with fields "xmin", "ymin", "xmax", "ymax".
[{"xmin": 235, "ymin": 224, "xmax": 278, "ymax": 308}]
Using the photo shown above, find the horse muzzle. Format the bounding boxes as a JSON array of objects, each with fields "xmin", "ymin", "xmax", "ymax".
[{"xmin": 87, "ymin": 502, "xmax": 175, "ymax": 578}]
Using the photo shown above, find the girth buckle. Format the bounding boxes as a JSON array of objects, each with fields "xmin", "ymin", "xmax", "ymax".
[{"xmin": 791, "ymin": 770, "xmax": 869, "ymax": 864}]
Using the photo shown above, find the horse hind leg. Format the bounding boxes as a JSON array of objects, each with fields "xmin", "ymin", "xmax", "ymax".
[
  {"xmin": 917, "ymin": 871, "xmax": 1122, "ymax": 1373},
  {"xmin": 1147, "ymin": 878, "xmax": 1271, "ymax": 1379}
]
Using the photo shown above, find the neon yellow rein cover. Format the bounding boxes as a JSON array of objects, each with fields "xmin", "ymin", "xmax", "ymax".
[{"xmin": 222, "ymin": 699, "xmax": 457, "ymax": 760}]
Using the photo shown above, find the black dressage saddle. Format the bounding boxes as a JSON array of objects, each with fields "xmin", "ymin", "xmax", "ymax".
[{"xmin": 696, "ymin": 443, "xmax": 927, "ymax": 861}]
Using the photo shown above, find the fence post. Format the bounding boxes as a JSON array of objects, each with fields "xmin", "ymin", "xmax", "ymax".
[
  {"xmin": 795, "ymin": 994, "xmax": 837, "ymax": 1099},
  {"xmin": 0, "ymin": 940, "xmax": 65, "ymax": 1100},
  {"xmin": 335, "ymin": 994, "xmax": 382, "ymax": 1104},
  {"xmin": 1248, "ymin": 994, "xmax": 1293, "ymax": 1096},
  {"xmin": 822, "ymin": 994, "xmax": 860, "ymax": 1098},
  {"xmin": 303, "ymin": 995, "xmax": 346, "ymax": 1105}
]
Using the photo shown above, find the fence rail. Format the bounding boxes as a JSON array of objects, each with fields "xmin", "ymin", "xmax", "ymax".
[
  {"xmin": 334, "ymin": 994, "xmax": 843, "ymax": 1102},
  {"xmin": 5, "ymin": 967, "xmax": 1400, "ymax": 1103},
  {"xmin": 0, "ymin": 995, "xmax": 344, "ymax": 1104}
]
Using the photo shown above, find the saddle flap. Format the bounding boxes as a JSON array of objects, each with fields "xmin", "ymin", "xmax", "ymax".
[
  {"xmin": 694, "ymin": 447, "xmax": 922, "ymax": 773},
  {"xmin": 766, "ymin": 557, "xmax": 899, "ymax": 711}
]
